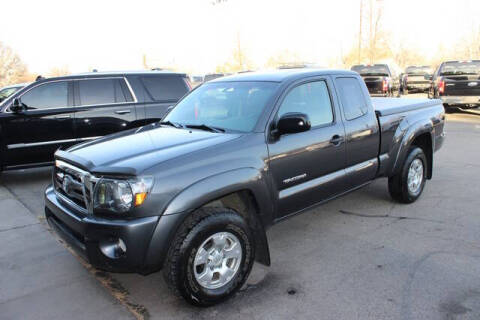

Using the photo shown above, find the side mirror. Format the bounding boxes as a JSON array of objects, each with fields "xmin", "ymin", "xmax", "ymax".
[
  {"xmin": 10, "ymin": 98, "xmax": 25, "ymax": 113},
  {"xmin": 277, "ymin": 112, "xmax": 311, "ymax": 135},
  {"xmin": 424, "ymin": 74, "xmax": 433, "ymax": 81}
]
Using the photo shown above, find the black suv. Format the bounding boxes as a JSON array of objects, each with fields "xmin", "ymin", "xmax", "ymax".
[{"xmin": 0, "ymin": 71, "xmax": 190, "ymax": 171}]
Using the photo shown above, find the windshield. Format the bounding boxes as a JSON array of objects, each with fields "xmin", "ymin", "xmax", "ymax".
[
  {"xmin": 0, "ymin": 86, "xmax": 22, "ymax": 103},
  {"xmin": 351, "ymin": 65, "xmax": 389, "ymax": 76},
  {"xmin": 406, "ymin": 66, "xmax": 432, "ymax": 75},
  {"xmin": 164, "ymin": 81, "xmax": 279, "ymax": 133},
  {"xmin": 440, "ymin": 61, "xmax": 480, "ymax": 75}
]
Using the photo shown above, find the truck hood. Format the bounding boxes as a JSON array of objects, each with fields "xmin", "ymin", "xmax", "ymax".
[{"xmin": 59, "ymin": 124, "xmax": 242, "ymax": 175}]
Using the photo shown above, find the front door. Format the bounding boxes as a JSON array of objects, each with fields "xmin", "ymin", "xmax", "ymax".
[
  {"xmin": 74, "ymin": 78, "xmax": 137, "ymax": 142},
  {"xmin": 5, "ymin": 80, "xmax": 75, "ymax": 167},
  {"xmin": 268, "ymin": 78, "xmax": 346, "ymax": 218}
]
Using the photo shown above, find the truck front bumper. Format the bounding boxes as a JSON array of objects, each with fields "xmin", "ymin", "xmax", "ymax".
[
  {"xmin": 441, "ymin": 95, "xmax": 480, "ymax": 107},
  {"xmin": 44, "ymin": 185, "xmax": 159, "ymax": 273}
]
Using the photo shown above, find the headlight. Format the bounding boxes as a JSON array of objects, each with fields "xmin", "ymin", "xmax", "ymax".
[{"xmin": 93, "ymin": 176, "xmax": 154, "ymax": 214}]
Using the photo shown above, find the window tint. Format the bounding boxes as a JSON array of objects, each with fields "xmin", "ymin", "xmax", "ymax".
[
  {"xmin": 336, "ymin": 78, "xmax": 368, "ymax": 120},
  {"xmin": 277, "ymin": 81, "xmax": 333, "ymax": 127},
  {"xmin": 78, "ymin": 79, "xmax": 127, "ymax": 106},
  {"xmin": 20, "ymin": 81, "xmax": 68, "ymax": 109},
  {"xmin": 141, "ymin": 76, "xmax": 187, "ymax": 101}
]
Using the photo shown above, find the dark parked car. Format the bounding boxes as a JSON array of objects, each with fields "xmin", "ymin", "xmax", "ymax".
[
  {"xmin": 351, "ymin": 64, "xmax": 399, "ymax": 96},
  {"xmin": 0, "ymin": 83, "xmax": 28, "ymax": 102},
  {"xmin": 0, "ymin": 71, "xmax": 190, "ymax": 171},
  {"xmin": 402, "ymin": 66, "xmax": 433, "ymax": 94},
  {"xmin": 429, "ymin": 60, "xmax": 480, "ymax": 109},
  {"xmin": 45, "ymin": 69, "xmax": 445, "ymax": 306}
]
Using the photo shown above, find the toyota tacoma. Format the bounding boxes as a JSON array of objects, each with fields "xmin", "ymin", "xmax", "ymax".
[{"xmin": 45, "ymin": 69, "xmax": 445, "ymax": 306}]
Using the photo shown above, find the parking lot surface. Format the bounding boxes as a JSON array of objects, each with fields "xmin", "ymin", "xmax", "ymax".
[{"xmin": 1, "ymin": 97, "xmax": 480, "ymax": 319}]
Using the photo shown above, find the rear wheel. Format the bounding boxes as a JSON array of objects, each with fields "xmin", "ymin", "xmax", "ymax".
[
  {"xmin": 388, "ymin": 147, "xmax": 427, "ymax": 203},
  {"xmin": 163, "ymin": 207, "xmax": 255, "ymax": 307}
]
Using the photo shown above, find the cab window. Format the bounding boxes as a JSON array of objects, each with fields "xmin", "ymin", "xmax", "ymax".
[
  {"xmin": 277, "ymin": 80, "xmax": 333, "ymax": 127},
  {"xmin": 336, "ymin": 78, "xmax": 368, "ymax": 120}
]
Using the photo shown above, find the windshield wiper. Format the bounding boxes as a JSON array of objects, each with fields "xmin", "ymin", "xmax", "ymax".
[
  {"xmin": 184, "ymin": 123, "xmax": 225, "ymax": 133},
  {"xmin": 159, "ymin": 120, "xmax": 183, "ymax": 129}
]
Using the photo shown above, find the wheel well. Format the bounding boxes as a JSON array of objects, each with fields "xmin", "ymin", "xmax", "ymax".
[
  {"xmin": 412, "ymin": 133, "xmax": 433, "ymax": 179},
  {"xmin": 201, "ymin": 190, "xmax": 271, "ymax": 266}
]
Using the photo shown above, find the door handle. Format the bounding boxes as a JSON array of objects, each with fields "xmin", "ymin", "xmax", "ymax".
[
  {"xmin": 329, "ymin": 135, "xmax": 344, "ymax": 146},
  {"xmin": 115, "ymin": 110, "xmax": 131, "ymax": 115},
  {"xmin": 54, "ymin": 115, "xmax": 71, "ymax": 119}
]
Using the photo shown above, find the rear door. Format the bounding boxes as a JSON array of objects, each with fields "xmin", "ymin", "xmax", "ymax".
[
  {"xmin": 4, "ymin": 80, "xmax": 75, "ymax": 166},
  {"xmin": 334, "ymin": 77, "xmax": 380, "ymax": 188},
  {"xmin": 137, "ymin": 74, "xmax": 190, "ymax": 124},
  {"xmin": 268, "ymin": 78, "xmax": 347, "ymax": 218},
  {"xmin": 74, "ymin": 77, "xmax": 136, "ymax": 142}
]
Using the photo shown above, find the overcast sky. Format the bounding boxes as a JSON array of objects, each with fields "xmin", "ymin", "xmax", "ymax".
[{"xmin": 1, "ymin": 0, "xmax": 479, "ymax": 74}]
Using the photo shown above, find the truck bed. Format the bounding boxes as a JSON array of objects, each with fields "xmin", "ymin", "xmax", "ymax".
[{"xmin": 372, "ymin": 98, "xmax": 441, "ymax": 116}]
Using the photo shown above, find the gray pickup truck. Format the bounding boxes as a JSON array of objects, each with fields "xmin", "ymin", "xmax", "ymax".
[{"xmin": 45, "ymin": 69, "xmax": 445, "ymax": 306}]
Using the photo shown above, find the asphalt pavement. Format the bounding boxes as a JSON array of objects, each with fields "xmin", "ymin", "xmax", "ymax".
[{"xmin": 1, "ymin": 97, "xmax": 480, "ymax": 320}]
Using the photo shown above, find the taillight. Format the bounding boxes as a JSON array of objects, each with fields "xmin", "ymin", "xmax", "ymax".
[
  {"xmin": 382, "ymin": 78, "xmax": 388, "ymax": 92},
  {"xmin": 438, "ymin": 77, "xmax": 445, "ymax": 95}
]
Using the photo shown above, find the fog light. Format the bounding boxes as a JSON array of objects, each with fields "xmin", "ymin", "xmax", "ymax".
[{"xmin": 99, "ymin": 238, "xmax": 126, "ymax": 259}]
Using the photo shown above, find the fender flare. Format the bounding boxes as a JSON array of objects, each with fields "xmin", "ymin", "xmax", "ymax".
[
  {"xmin": 142, "ymin": 168, "xmax": 273, "ymax": 273},
  {"xmin": 390, "ymin": 118, "xmax": 434, "ymax": 177}
]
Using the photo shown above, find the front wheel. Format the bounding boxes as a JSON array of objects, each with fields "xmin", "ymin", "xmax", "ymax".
[
  {"xmin": 388, "ymin": 147, "xmax": 427, "ymax": 203},
  {"xmin": 163, "ymin": 207, "xmax": 255, "ymax": 307}
]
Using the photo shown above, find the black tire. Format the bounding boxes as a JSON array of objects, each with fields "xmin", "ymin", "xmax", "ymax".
[
  {"xmin": 388, "ymin": 146, "xmax": 427, "ymax": 204},
  {"xmin": 163, "ymin": 207, "xmax": 255, "ymax": 307}
]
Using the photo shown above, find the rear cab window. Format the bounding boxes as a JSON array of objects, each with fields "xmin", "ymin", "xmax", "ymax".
[
  {"xmin": 140, "ymin": 75, "xmax": 189, "ymax": 102},
  {"xmin": 335, "ymin": 78, "xmax": 369, "ymax": 120},
  {"xmin": 439, "ymin": 61, "xmax": 480, "ymax": 76},
  {"xmin": 351, "ymin": 64, "xmax": 390, "ymax": 77}
]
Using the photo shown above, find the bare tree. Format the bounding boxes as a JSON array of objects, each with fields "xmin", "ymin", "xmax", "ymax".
[
  {"xmin": 215, "ymin": 33, "xmax": 255, "ymax": 73},
  {"xmin": 48, "ymin": 66, "xmax": 70, "ymax": 77},
  {"xmin": 0, "ymin": 42, "xmax": 28, "ymax": 87}
]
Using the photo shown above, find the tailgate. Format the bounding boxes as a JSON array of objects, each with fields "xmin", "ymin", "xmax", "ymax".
[
  {"xmin": 443, "ymin": 75, "xmax": 480, "ymax": 96},
  {"xmin": 362, "ymin": 76, "xmax": 383, "ymax": 91},
  {"xmin": 407, "ymin": 75, "xmax": 429, "ymax": 85}
]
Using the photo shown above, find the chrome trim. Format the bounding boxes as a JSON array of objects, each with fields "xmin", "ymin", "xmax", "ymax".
[
  {"xmin": 7, "ymin": 138, "xmax": 78, "ymax": 149},
  {"xmin": 4, "ymin": 76, "xmax": 137, "ymax": 113},
  {"xmin": 4, "ymin": 79, "xmax": 72, "ymax": 113},
  {"xmin": 7, "ymin": 136, "xmax": 103, "ymax": 149},
  {"xmin": 345, "ymin": 158, "xmax": 377, "ymax": 174},
  {"xmin": 279, "ymin": 158, "xmax": 378, "ymax": 199},
  {"xmin": 124, "ymin": 77, "xmax": 138, "ymax": 102},
  {"xmin": 115, "ymin": 110, "xmax": 131, "ymax": 114},
  {"xmin": 279, "ymin": 170, "xmax": 344, "ymax": 199},
  {"xmin": 77, "ymin": 136, "xmax": 102, "ymax": 142},
  {"xmin": 54, "ymin": 189, "xmax": 89, "ymax": 215},
  {"xmin": 55, "ymin": 160, "xmax": 99, "ymax": 214}
]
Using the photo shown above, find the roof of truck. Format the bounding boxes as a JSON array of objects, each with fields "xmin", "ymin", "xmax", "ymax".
[{"xmin": 210, "ymin": 69, "xmax": 357, "ymax": 83}]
